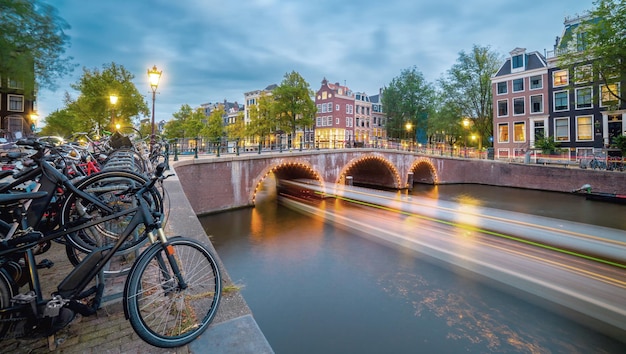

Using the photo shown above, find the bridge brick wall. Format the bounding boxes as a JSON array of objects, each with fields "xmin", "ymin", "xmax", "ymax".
[{"xmin": 173, "ymin": 150, "xmax": 626, "ymax": 215}]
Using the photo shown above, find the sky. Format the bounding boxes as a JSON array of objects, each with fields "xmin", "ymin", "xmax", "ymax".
[{"xmin": 37, "ymin": 0, "xmax": 595, "ymax": 125}]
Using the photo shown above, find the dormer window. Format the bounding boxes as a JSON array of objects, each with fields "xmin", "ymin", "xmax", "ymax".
[{"xmin": 512, "ymin": 54, "xmax": 524, "ymax": 69}]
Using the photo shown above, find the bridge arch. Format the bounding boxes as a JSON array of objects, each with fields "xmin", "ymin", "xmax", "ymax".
[
  {"xmin": 338, "ymin": 153, "xmax": 402, "ymax": 189},
  {"xmin": 408, "ymin": 157, "xmax": 438, "ymax": 184},
  {"xmin": 251, "ymin": 161, "xmax": 324, "ymax": 204}
]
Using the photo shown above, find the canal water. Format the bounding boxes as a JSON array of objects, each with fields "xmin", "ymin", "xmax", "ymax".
[{"xmin": 200, "ymin": 183, "xmax": 626, "ymax": 353}]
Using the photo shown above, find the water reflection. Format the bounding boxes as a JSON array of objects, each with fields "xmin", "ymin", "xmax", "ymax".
[{"xmin": 202, "ymin": 181, "xmax": 626, "ymax": 353}]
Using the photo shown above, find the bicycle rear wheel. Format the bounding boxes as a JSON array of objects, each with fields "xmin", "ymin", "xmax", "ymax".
[
  {"xmin": 0, "ymin": 270, "xmax": 16, "ymax": 338},
  {"xmin": 124, "ymin": 237, "xmax": 222, "ymax": 348},
  {"xmin": 62, "ymin": 170, "xmax": 162, "ymax": 256}
]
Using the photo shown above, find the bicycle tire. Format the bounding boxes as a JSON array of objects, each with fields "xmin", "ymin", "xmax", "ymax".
[
  {"xmin": 61, "ymin": 170, "xmax": 163, "ymax": 256},
  {"xmin": 0, "ymin": 269, "xmax": 16, "ymax": 338},
  {"xmin": 124, "ymin": 237, "xmax": 222, "ymax": 348}
]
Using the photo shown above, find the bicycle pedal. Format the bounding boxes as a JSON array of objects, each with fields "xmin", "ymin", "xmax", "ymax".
[{"xmin": 37, "ymin": 259, "xmax": 54, "ymax": 269}]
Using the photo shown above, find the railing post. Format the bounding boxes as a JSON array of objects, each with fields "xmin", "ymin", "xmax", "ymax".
[{"xmin": 174, "ymin": 138, "xmax": 179, "ymax": 161}]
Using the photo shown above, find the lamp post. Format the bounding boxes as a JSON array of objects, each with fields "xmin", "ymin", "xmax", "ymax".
[
  {"xmin": 148, "ymin": 65, "xmax": 162, "ymax": 148},
  {"xmin": 463, "ymin": 118, "xmax": 470, "ymax": 158},
  {"xmin": 30, "ymin": 113, "xmax": 38, "ymax": 135},
  {"xmin": 405, "ymin": 122, "xmax": 413, "ymax": 151},
  {"xmin": 109, "ymin": 94, "xmax": 118, "ymax": 130}
]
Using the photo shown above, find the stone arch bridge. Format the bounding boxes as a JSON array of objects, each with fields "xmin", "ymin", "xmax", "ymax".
[{"xmin": 173, "ymin": 148, "xmax": 626, "ymax": 215}]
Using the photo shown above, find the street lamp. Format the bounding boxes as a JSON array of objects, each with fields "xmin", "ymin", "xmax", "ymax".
[
  {"xmin": 109, "ymin": 94, "xmax": 118, "ymax": 129},
  {"xmin": 148, "ymin": 65, "xmax": 162, "ymax": 148},
  {"xmin": 30, "ymin": 113, "xmax": 38, "ymax": 135},
  {"xmin": 405, "ymin": 122, "xmax": 413, "ymax": 151},
  {"xmin": 462, "ymin": 118, "xmax": 470, "ymax": 158}
]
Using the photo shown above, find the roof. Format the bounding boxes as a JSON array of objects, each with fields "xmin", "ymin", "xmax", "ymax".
[{"xmin": 493, "ymin": 51, "xmax": 547, "ymax": 77}]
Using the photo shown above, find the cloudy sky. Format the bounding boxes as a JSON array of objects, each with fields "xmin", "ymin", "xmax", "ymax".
[{"xmin": 38, "ymin": 0, "xmax": 594, "ymax": 124}]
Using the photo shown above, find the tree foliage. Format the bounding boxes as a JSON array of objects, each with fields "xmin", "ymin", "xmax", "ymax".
[
  {"xmin": 382, "ymin": 66, "xmax": 435, "ymax": 140},
  {"xmin": 273, "ymin": 71, "xmax": 316, "ymax": 146},
  {"xmin": 226, "ymin": 112, "xmax": 245, "ymax": 140},
  {"xmin": 201, "ymin": 107, "xmax": 225, "ymax": 141},
  {"xmin": 37, "ymin": 108, "xmax": 76, "ymax": 137},
  {"xmin": 247, "ymin": 93, "xmax": 276, "ymax": 140},
  {"xmin": 163, "ymin": 104, "xmax": 206, "ymax": 139},
  {"xmin": 64, "ymin": 62, "xmax": 149, "ymax": 134},
  {"xmin": 558, "ymin": 0, "xmax": 626, "ymax": 105},
  {"xmin": 438, "ymin": 45, "xmax": 501, "ymax": 148},
  {"xmin": 0, "ymin": 0, "xmax": 75, "ymax": 94}
]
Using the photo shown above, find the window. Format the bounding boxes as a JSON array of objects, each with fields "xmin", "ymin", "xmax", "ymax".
[
  {"xmin": 498, "ymin": 123, "xmax": 509, "ymax": 143},
  {"xmin": 601, "ymin": 83, "xmax": 620, "ymax": 106},
  {"xmin": 513, "ymin": 97, "xmax": 524, "ymax": 115},
  {"xmin": 336, "ymin": 104, "xmax": 340, "ymax": 111},
  {"xmin": 530, "ymin": 95, "xmax": 543, "ymax": 113},
  {"xmin": 554, "ymin": 91, "xmax": 569, "ymax": 111},
  {"xmin": 497, "ymin": 100, "xmax": 508, "ymax": 117},
  {"xmin": 326, "ymin": 103, "xmax": 332, "ymax": 112},
  {"xmin": 575, "ymin": 87, "xmax": 592, "ymax": 109},
  {"xmin": 575, "ymin": 64, "xmax": 592, "ymax": 83},
  {"xmin": 316, "ymin": 117, "xmax": 322, "ymax": 127},
  {"xmin": 8, "ymin": 95, "xmax": 24, "ymax": 112},
  {"xmin": 321, "ymin": 92, "xmax": 327, "ymax": 99},
  {"xmin": 321, "ymin": 104, "xmax": 327, "ymax": 113},
  {"xmin": 346, "ymin": 104, "xmax": 353, "ymax": 114},
  {"xmin": 576, "ymin": 115, "xmax": 593, "ymax": 141},
  {"xmin": 8, "ymin": 78, "xmax": 24, "ymax": 89},
  {"xmin": 555, "ymin": 117, "xmax": 570, "ymax": 141},
  {"xmin": 497, "ymin": 82, "xmax": 507, "ymax": 94},
  {"xmin": 512, "ymin": 78, "xmax": 524, "ymax": 92},
  {"xmin": 512, "ymin": 54, "xmax": 524, "ymax": 69},
  {"xmin": 336, "ymin": 118, "xmax": 339, "ymax": 124},
  {"xmin": 513, "ymin": 122, "xmax": 525, "ymax": 142},
  {"xmin": 533, "ymin": 120, "xmax": 545, "ymax": 143},
  {"xmin": 553, "ymin": 69, "xmax": 568, "ymax": 87},
  {"xmin": 530, "ymin": 75, "xmax": 542, "ymax": 89}
]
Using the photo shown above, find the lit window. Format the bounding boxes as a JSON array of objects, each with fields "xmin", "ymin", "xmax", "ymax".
[
  {"xmin": 555, "ymin": 118, "xmax": 569, "ymax": 141},
  {"xmin": 553, "ymin": 70, "xmax": 568, "ymax": 87},
  {"xmin": 575, "ymin": 87, "xmax": 592, "ymax": 109},
  {"xmin": 576, "ymin": 115, "xmax": 593, "ymax": 141},
  {"xmin": 601, "ymin": 83, "xmax": 620, "ymax": 106},
  {"xmin": 498, "ymin": 123, "xmax": 509, "ymax": 143},
  {"xmin": 513, "ymin": 122, "xmax": 525, "ymax": 142},
  {"xmin": 554, "ymin": 91, "xmax": 569, "ymax": 111}
]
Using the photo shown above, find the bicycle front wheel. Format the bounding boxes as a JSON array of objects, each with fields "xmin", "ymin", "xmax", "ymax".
[{"xmin": 125, "ymin": 237, "xmax": 222, "ymax": 348}]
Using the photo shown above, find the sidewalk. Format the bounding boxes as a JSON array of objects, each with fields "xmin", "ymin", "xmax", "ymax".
[{"xmin": 4, "ymin": 169, "xmax": 273, "ymax": 353}]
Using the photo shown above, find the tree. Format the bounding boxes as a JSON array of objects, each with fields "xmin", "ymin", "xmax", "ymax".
[
  {"xmin": 273, "ymin": 71, "xmax": 316, "ymax": 147},
  {"xmin": 247, "ymin": 93, "xmax": 276, "ymax": 146},
  {"xmin": 200, "ymin": 107, "xmax": 225, "ymax": 142},
  {"xmin": 0, "ymin": 0, "xmax": 75, "ymax": 95},
  {"xmin": 163, "ymin": 104, "xmax": 205, "ymax": 139},
  {"xmin": 558, "ymin": 0, "xmax": 626, "ymax": 105},
  {"xmin": 226, "ymin": 112, "xmax": 245, "ymax": 140},
  {"xmin": 37, "ymin": 108, "xmax": 76, "ymax": 137},
  {"xmin": 438, "ymin": 45, "xmax": 502, "ymax": 149},
  {"xmin": 428, "ymin": 92, "xmax": 464, "ymax": 147},
  {"xmin": 65, "ymin": 62, "xmax": 149, "ymax": 134},
  {"xmin": 382, "ymin": 66, "xmax": 435, "ymax": 141}
]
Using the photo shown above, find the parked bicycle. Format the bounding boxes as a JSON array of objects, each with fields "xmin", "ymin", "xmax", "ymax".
[{"xmin": 0, "ymin": 162, "xmax": 222, "ymax": 348}]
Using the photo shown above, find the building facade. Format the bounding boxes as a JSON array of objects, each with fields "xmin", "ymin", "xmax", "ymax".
[
  {"xmin": 546, "ymin": 15, "xmax": 625, "ymax": 159},
  {"xmin": 0, "ymin": 76, "xmax": 36, "ymax": 140},
  {"xmin": 314, "ymin": 78, "xmax": 355, "ymax": 149},
  {"xmin": 491, "ymin": 48, "xmax": 549, "ymax": 160}
]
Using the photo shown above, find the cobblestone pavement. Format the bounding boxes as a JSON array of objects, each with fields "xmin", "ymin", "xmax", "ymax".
[{"xmin": 2, "ymin": 170, "xmax": 270, "ymax": 353}]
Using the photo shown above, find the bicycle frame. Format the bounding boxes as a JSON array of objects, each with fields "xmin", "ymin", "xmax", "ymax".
[{"xmin": 0, "ymin": 166, "xmax": 166, "ymax": 322}]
